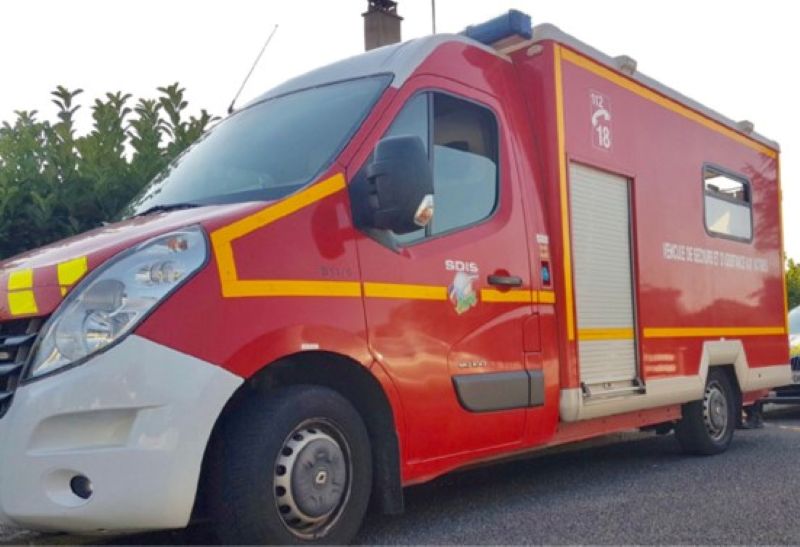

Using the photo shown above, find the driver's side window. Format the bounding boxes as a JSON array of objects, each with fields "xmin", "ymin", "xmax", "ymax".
[{"xmin": 361, "ymin": 91, "xmax": 500, "ymax": 246}]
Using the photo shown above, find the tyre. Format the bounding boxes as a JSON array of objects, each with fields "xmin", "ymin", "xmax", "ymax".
[
  {"xmin": 675, "ymin": 368, "xmax": 737, "ymax": 455},
  {"xmin": 208, "ymin": 385, "xmax": 372, "ymax": 545}
]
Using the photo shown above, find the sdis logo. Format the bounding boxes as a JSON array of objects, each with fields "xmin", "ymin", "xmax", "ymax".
[{"xmin": 445, "ymin": 260, "xmax": 478, "ymax": 273}]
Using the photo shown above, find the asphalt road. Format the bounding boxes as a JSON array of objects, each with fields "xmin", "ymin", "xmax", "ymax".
[{"xmin": 4, "ymin": 406, "xmax": 800, "ymax": 545}]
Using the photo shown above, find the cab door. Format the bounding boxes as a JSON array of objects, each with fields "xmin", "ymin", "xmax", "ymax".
[{"xmin": 351, "ymin": 80, "xmax": 536, "ymax": 463}]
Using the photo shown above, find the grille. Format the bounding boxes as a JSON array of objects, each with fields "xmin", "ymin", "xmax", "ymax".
[
  {"xmin": 0, "ymin": 318, "xmax": 44, "ymax": 419},
  {"xmin": 792, "ymin": 355, "xmax": 800, "ymax": 372}
]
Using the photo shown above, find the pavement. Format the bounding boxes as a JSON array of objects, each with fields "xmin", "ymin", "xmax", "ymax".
[{"xmin": 3, "ymin": 405, "xmax": 800, "ymax": 545}]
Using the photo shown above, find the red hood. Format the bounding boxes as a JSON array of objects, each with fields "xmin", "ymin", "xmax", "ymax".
[{"xmin": 0, "ymin": 201, "xmax": 265, "ymax": 321}]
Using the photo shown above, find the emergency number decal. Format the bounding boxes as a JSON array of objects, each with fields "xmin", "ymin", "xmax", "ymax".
[{"xmin": 590, "ymin": 90, "xmax": 612, "ymax": 151}]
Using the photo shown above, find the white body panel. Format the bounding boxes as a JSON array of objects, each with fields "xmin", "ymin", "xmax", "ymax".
[
  {"xmin": 569, "ymin": 163, "xmax": 637, "ymax": 386},
  {"xmin": 0, "ymin": 335, "xmax": 242, "ymax": 533},
  {"xmin": 560, "ymin": 341, "xmax": 792, "ymax": 422}
]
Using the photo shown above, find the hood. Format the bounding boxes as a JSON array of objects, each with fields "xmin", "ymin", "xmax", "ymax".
[{"xmin": 0, "ymin": 202, "xmax": 264, "ymax": 321}]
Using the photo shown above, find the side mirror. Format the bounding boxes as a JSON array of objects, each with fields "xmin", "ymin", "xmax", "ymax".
[{"xmin": 364, "ymin": 136, "xmax": 434, "ymax": 234}]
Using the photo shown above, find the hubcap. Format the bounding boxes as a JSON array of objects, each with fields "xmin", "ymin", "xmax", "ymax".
[
  {"xmin": 703, "ymin": 381, "xmax": 729, "ymax": 441},
  {"xmin": 274, "ymin": 423, "xmax": 351, "ymax": 539}
]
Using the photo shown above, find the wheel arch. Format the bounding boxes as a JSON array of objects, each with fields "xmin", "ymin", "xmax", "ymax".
[
  {"xmin": 698, "ymin": 339, "xmax": 788, "ymax": 395},
  {"xmin": 699, "ymin": 341, "xmax": 746, "ymax": 410},
  {"xmin": 195, "ymin": 350, "xmax": 404, "ymax": 520}
]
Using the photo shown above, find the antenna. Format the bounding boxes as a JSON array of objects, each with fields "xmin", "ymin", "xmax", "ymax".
[
  {"xmin": 228, "ymin": 24, "xmax": 279, "ymax": 114},
  {"xmin": 431, "ymin": 0, "xmax": 436, "ymax": 33}
]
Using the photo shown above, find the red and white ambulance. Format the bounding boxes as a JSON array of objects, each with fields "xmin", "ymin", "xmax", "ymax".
[{"xmin": 0, "ymin": 10, "xmax": 790, "ymax": 544}]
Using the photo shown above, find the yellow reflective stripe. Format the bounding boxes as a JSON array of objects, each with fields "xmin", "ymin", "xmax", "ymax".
[
  {"xmin": 8, "ymin": 291, "xmax": 38, "ymax": 315},
  {"xmin": 480, "ymin": 288, "xmax": 532, "ymax": 303},
  {"xmin": 643, "ymin": 326, "xmax": 786, "ymax": 339},
  {"xmin": 57, "ymin": 256, "xmax": 88, "ymax": 287},
  {"xmin": 219, "ymin": 282, "xmax": 554, "ymax": 302},
  {"xmin": 6, "ymin": 268, "xmax": 38, "ymax": 316},
  {"xmin": 224, "ymin": 279, "xmax": 362, "ymax": 298},
  {"xmin": 57, "ymin": 256, "xmax": 88, "ymax": 296},
  {"xmin": 778, "ymin": 158, "xmax": 789, "ymax": 334},
  {"xmin": 579, "ymin": 327, "xmax": 635, "ymax": 341},
  {"xmin": 537, "ymin": 291, "xmax": 556, "ymax": 304},
  {"xmin": 208, "ymin": 170, "xmax": 561, "ymax": 304},
  {"xmin": 575, "ymin": 326, "xmax": 787, "ymax": 340},
  {"xmin": 554, "ymin": 45, "xmax": 575, "ymax": 341},
  {"xmin": 363, "ymin": 282, "xmax": 448, "ymax": 301},
  {"xmin": 559, "ymin": 47, "xmax": 778, "ymax": 159},
  {"xmin": 479, "ymin": 289, "xmax": 558, "ymax": 304},
  {"xmin": 7, "ymin": 269, "xmax": 33, "ymax": 291},
  {"xmin": 210, "ymin": 174, "xmax": 348, "ymax": 297}
]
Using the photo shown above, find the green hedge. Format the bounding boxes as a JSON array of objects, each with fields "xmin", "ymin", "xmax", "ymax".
[
  {"xmin": 1, "ymin": 85, "xmax": 798, "ymax": 313},
  {"xmin": 0, "ymin": 84, "xmax": 217, "ymax": 260},
  {"xmin": 789, "ymin": 259, "xmax": 800, "ymax": 312}
]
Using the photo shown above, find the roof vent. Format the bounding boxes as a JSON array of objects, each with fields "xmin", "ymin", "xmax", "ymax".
[
  {"xmin": 613, "ymin": 55, "xmax": 637, "ymax": 76},
  {"xmin": 737, "ymin": 120, "xmax": 755, "ymax": 134}
]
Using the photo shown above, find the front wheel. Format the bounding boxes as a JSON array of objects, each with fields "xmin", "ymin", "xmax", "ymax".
[
  {"xmin": 675, "ymin": 368, "xmax": 737, "ymax": 455},
  {"xmin": 208, "ymin": 385, "xmax": 373, "ymax": 544}
]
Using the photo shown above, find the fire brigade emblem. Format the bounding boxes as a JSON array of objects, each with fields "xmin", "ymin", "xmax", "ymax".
[{"xmin": 448, "ymin": 271, "xmax": 478, "ymax": 314}]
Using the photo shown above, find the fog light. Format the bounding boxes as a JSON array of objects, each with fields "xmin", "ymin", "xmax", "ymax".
[{"xmin": 70, "ymin": 475, "xmax": 93, "ymax": 500}]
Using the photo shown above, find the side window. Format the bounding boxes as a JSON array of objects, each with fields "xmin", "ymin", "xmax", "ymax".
[
  {"xmin": 431, "ymin": 94, "xmax": 499, "ymax": 235},
  {"xmin": 703, "ymin": 166, "xmax": 752, "ymax": 241},
  {"xmin": 355, "ymin": 91, "xmax": 500, "ymax": 246}
]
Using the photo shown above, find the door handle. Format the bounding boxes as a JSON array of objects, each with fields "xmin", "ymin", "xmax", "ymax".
[{"xmin": 487, "ymin": 274, "xmax": 523, "ymax": 288}]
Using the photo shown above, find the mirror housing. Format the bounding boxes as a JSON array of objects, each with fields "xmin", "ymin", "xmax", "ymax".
[{"xmin": 364, "ymin": 136, "xmax": 434, "ymax": 234}]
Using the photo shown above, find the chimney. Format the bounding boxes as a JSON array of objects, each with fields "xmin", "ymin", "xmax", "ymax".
[{"xmin": 363, "ymin": 0, "xmax": 402, "ymax": 51}]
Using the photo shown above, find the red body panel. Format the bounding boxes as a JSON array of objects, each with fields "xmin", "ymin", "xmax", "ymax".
[
  {"xmin": 138, "ymin": 166, "xmax": 373, "ymax": 377},
  {"xmin": 562, "ymin": 51, "xmax": 783, "ymax": 373},
  {"xmin": 513, "ymin": 41, "xmax": 785, "ymax": 392},
  {"xmin": 0, "ymin": 34, "xmax": 787, "ymax": 488}
]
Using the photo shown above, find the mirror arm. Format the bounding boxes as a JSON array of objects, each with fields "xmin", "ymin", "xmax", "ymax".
[{"xmin": 364, "ymin": 227, "xmax": 401, "ymax": 253}]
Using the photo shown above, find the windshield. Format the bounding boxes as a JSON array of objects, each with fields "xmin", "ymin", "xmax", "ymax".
[
  {"xmin": 123, "ymin": 75, "xmax": 390, "ymax": 216},
  {"xmin": 790, "ymin": 307, "xmax": 800, "ymax": 335}
]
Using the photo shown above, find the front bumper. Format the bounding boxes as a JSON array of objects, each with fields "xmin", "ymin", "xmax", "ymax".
[{"xmin": 0, "ymin": 335, "xmax": 242, "ymax": 533}]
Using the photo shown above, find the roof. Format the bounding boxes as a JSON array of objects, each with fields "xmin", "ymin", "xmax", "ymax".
[
  {"xmin": 247, "ymin": 23, "xmax": 778, "ymax": 152},
  {"xmin": 247, "ymin": 34, "xmax": 502, "ymax": 104},
  {"xmin": 531, "ymin": 24, "xmax": 779, "ymax": 151}
]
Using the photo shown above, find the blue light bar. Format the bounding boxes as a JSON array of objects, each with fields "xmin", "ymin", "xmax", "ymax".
[{"xmin": 463, "ymin": 10, "xmax": 532, "ymax": 45}]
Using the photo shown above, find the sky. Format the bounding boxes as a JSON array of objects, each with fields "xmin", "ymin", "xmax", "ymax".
[{"xmin": 0, "ymin": 0, "xmax": 797, "ymax": 259}]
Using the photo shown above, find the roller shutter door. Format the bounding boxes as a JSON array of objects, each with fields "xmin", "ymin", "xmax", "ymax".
[{"xmin": 569, "ymin": 163, "xmax": 638, "ymax": 387}]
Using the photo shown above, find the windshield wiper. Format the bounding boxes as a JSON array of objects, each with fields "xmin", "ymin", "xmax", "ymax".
[{"xmin": 134, "ymin": 202, "xmax": 202, "ymax": 217}]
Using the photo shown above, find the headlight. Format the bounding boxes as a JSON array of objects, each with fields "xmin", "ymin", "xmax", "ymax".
[{"xmin": 27, "ymin": 226, "xmax": 207, "ymax": 379}]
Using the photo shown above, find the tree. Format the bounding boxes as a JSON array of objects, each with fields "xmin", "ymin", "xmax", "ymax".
[
  {"xmin": 0, "ymin": 84, "xmax": 218, "ymax": 260},
  {"xmin": 787, "ymin": 258, "xmax": 800, "ymax": 311}
]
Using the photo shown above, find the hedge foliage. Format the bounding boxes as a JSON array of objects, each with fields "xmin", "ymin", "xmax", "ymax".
[
  {"xmin": 0, "ymin": 84, "xmax": 798, "ymax": 312},
  {"xmin": 0, "ymin": 84, "xmax": 216, "ymax": 260},
  {"xmin": 788, "ymin": 259, "xmax": 800, "ymax": 312}
]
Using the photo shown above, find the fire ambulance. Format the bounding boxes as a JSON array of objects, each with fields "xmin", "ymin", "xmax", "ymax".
[{"xmin": 0, "ymin": 10, "xmax": 790, "ymax": 545}]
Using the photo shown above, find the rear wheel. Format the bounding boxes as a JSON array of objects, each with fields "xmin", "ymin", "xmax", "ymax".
[
  {"xmin": 209, "ymin": 385, "xmax": 372, "ymax": 544},
  {"xmin": 675, "ymin": 368, "xmax": 737, "ymax": 455}
]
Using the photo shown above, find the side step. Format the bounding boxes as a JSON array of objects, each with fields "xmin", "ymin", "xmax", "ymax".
[{"xmin": 582, "ymin": 378, "xmax": 645, "ymax": 400}]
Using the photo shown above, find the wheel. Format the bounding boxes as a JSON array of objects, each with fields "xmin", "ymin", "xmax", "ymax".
[
  {"xmin": 675, "ymin": 368, "xmax": 737, "ymax": 455},
  {"xmin": 208, "ymin": 385, "xmax": 372, "ymax": 545}
]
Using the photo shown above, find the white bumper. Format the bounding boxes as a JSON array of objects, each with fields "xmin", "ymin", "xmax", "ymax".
[{"xmin": 0, "ymin": 335, "xmax": 242, "ymax": 533}]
